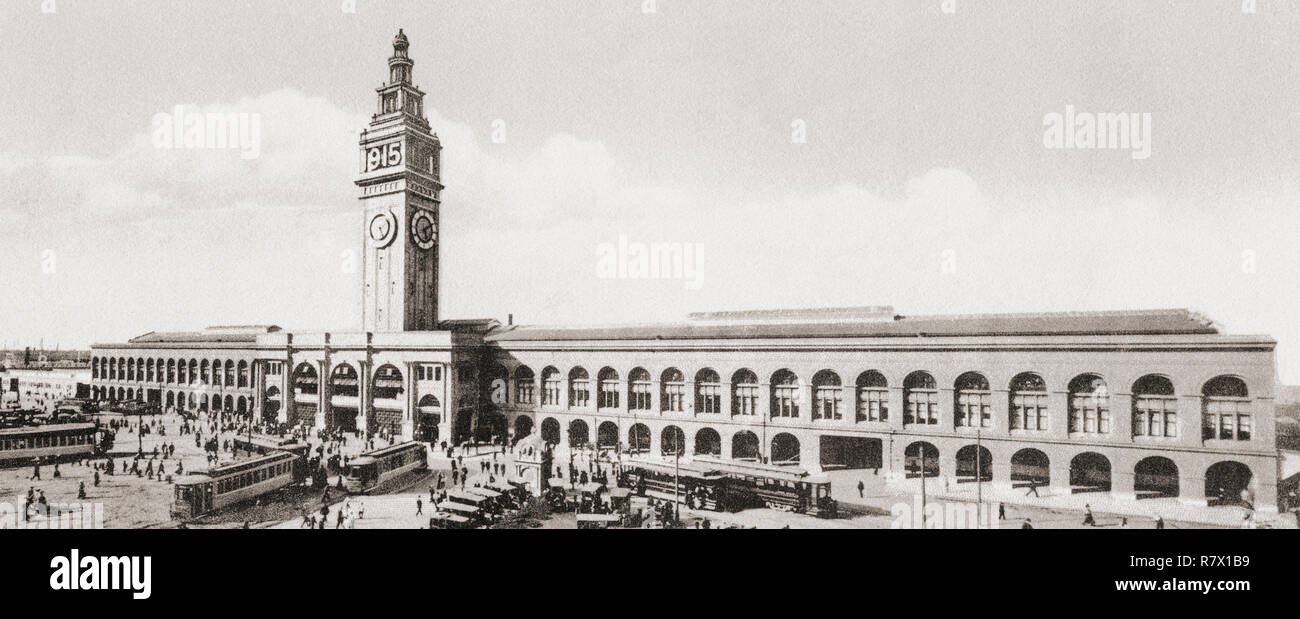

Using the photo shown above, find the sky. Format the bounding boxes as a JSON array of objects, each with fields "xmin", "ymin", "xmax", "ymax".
[{"xmin": 1, "ymin": 1, "xmax": 1299, "ymax": 381}]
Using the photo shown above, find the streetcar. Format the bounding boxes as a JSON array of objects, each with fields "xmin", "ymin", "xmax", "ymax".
[
  {"xmin": 341, "ymin": 441, "xmax": 427, "ymax": 494},
  {"xmin": 692, "ymin": 456, "xmax": 836, "ymax": 517},
  {"xmin": 0, "ymin": 423, "xmax": 108, "ymax": 466},
  {"xmin": 170, "ymin": 449, "xmax": 305, "ymax": 519},
  {"xmin": 618, "ymin": 459, "xmax": 728, "ymax": 511}
]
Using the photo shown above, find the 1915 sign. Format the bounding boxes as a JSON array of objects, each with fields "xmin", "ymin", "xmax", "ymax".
[{"xmin": 365, "ymin": 141, "xmax": 403, "ymax": 172}]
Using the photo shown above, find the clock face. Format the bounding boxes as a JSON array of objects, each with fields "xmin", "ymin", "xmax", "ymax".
[
  {"xmin": 411, "ymin": 210, "xmax": 436, "ymax": 249},
  {"xmin": 369, "ymin": 212, "xmax": 396, "ymax": 248}
]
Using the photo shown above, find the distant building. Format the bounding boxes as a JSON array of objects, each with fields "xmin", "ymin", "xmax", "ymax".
[{"xmin": 1, "ymin": 367, "xmax": 92, "ymax": 411}]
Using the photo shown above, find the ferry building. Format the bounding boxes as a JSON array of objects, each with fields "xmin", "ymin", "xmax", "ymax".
[{"xmin": 89, "ymin": 31, "xmax": 1283, "ymax": 514}]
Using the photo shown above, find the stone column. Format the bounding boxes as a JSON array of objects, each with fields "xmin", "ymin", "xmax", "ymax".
[
  {"xmin": 1112, "ymin": 393, "xmax": 1133, "ymax": 443},
  {"xmin": 1049, "ymin": 458, "xmax": 1072, "ymax": 496},
  {"xmin": 1179, "ymin": 394, "xmax": 1202, "ymax": 447},
  {"xmin": 401, "ymin": 361, "xmax": 416, "ymax": 441},
  {"xmin": 316, "ymin": 360, "xmax": 330, "ymax": 429},
  {"xmin": 278, "ymin": 359, "xmax": 290, "ymax": 425},
  {"xmin": 888, "ymin": 386, "xmax": 904, "ymax": 431},
  {"xmin": 991, "ymin": 457, "xmax": 1013, "ymax": 492},
  {"xmin": 1178, "ymin": 467, "xmax": 1207, "ymax": 508},
  {"xmin": 356, "ymin": 360, "xmax": 371, "ymax": 436},
  {"xmin": 1049, "ymin": 390, "xmax": 1069, "ymax": 440},
  {"xmin": 1111, "ymin": 464, "xmax": 1136, "ymax": 502}
]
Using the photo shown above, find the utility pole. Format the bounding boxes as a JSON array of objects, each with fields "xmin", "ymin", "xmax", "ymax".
[
  {"xmin": 919, "ymin": 446, "xmax": 927, "ymax": 528},
  {"xmin": 976, "ymin": 427, "xmax": 983, "ymax": 529},
  {"xmin": 674, "ymin": 429, "xmax": 681, "ymax": 526}
]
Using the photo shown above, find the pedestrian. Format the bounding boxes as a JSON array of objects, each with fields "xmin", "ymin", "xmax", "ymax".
[
  {"xmin": 1021, "ymin": 518, "xmax": 1034, "ymax": 530},
  {"xmin": 998, "ymin": 502, "xmax": 1005, "ymax": 520},
  {"xmin": 857, "ymin": 480, "xmax": 865, "ymax": 498},
  {"xmin": 93, "ymin": 471, "xmax": 101, "ymax": 487},
  {"xmin": 30, "ymin": 461, "xmax": 41, "ymax": 481},
  {"xmin": 1024, "ymin": 481, "xmax": 1039, "ymax": 497},
  {"xmin": 1082, "ymin": 504, "xmax": 1095, "ymax": 527},
  {"xmin": 1120, "ymin": 517, "xmax": 1128, "ymax": 529},
  {"xmin": 78, "ymin": 481, "xmax": 87, "ymax": 499},
  {"xmin": 416, "ymin": 496, "xmax": 423, "ymax": 515},
  {"xmin": 1155, "ymin": 516, "xmax": 1165, "ymax": 529}
]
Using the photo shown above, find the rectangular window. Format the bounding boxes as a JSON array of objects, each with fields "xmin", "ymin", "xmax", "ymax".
[
  {"xmin": 771, "ymin": 385, "xmax": 799, "ymax": 418},
  {"xmin": 813, "ymin": 387, "xmax": 842, "ymax": 420},
  {"xmin": 515, "ymin": 377, "xmax": 534, "ymax": 405},
  {"xmin": 857, "ymin": 388, "xmax": 888, "ymax": 422},
  {"xmin": 696, "ymin": 383, "xmax": 721, "ymax": 414},
  {"xmin": 663, "ymin": 382, "xmax": 686, "ymax": 413},
  {"xmin": 598, "ymin": 380, "xmax": 619, "ymax": 409},
  {"xmin": 957, "ymin": 391, "xmax": 992, "ymax": 428},
  {"xmin": 631, "ymin": 380, "xmax": 652, "ymax": 411},
  {"xmin": 905, "ymin": 390, "xmax": 938, "ymax": 425},
  {"xmin": 732, "ymin": 384, "xmax": 757, "ymax": 416}
]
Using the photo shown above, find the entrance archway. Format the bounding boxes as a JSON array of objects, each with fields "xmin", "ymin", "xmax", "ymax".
[
  {"xmin": 1205, "ymin": 461, "xmax": 1252, "ymax": 506},
  {"xmin": 628, "ymin": 423, "xmax": 650, "ymax": 453},
  {"xmin": 770, "ymin": 432, "xmax": 800, "ymax": 464},
  {"xmin": 904, "ymin": 441, "xmax": 939, "ymax": 478},
  {"xmin": 1069, "ymin": 452, "xmax": 1111, "ymax": 493},
  {"xmin": 597, "ymin": 421, "xmax": 619, "ymax": 449},
  {"xmin": 540, "ymin": 417, "xmax": 560, "ymax": 445},
  {"xmin": 732, "ymin": 430, "xmax": 759, "ymax": 461},
  {"xmin": 513, "ymin": 416, "xmax": 534, "ymax": 442},
  {"xmin": 568, "ymin": 419, "xmax": 589, "ymax": 448},
  {"xmin": 1010, "ymin": 448, "xmax": 1050, "ymax": 488},
  {"xmin": 955, "ymin": 445, "xmax": 993, "ymax": 482},
  {"xmin": 661, "ymin": 425, "xmax": 686, "ymax": 456},
  {"xmin": 1134, "ymin": 456, "xmax": 1179, "ymax": 499},
  {"xmin": 694, "ymin": 427, "xmax": 721, "ymax": 456}
]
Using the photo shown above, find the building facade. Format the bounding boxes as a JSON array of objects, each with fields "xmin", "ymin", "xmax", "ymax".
[{"xmin": 89, "ymin": 31, "xmax": 1282, "ymax": 513}]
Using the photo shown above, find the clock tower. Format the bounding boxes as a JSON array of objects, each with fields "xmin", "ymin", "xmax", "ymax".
[{"xmin": 358, "ymin": 29, "xmax": 443, "ymax": 332}]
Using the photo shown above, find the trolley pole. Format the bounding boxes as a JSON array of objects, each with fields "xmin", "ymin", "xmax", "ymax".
[
  {"xmin": 673, "ymin": 431, "xmax": 681, "ymax": 526},
  {"xmin": 919, "ymin": 448, "xmax": 926, "ymax": 528},
  {"xmin": 976, "ymin": 427, "xmax": 982, "ymax": 529}
]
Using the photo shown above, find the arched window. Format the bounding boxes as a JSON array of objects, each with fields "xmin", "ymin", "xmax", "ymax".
[
  {"xmin": 200, "ymin": 360, "xmax": 209, "ymax": 385},
  {"xmin": 770, "ymin": 370, "xmax": 800, "ymax": 419},
  {"xmin": 731, "ymin": 369, "xmax": 758, "ymax": 416},
  {"xmin": 1068, "ymin": 374, "xmax": 1110, "ymax": 434},
  {"xmin": 1202, "ymin": 376, "xmax": 1250, "ymax": 441},
  {"xmin": 225, "ymin": 360, "xmax": 235, "ymax": 387},
  {"xmin": 294, "ymin": 363, "xmax": 318, "ymax": 396},
  {"xmin": 1009, "ymin": 373, "xmax": 1048, "ymax": 431},
  {"xmin": 1132, "ymin": 375, "xmax": 1177, "ymax": 438},
  {"xmin": 187, "ymin": 359, "xmax": 197, "ymax": 385},
  {"xmin": 541, "ymin": 367, "xmax": 561, "ymax": 406},
  {"xmin": 568, "ymin": 367, "xmax": 590, "ymax": 408},
  {"xmin": 167, "ymin": 359, "xmax": 176, "ymax": 384},
  {"xmin": 629, "ymin": 368, "xmax": 652, "ymax": 411},
  {"xmin": 210, "ymin": 359, "xmax": 220, "ymax": 385},
  {"xmin": 373, "ymin": 364, "xmax": 404, "ymax": 400},
  {"xmin": 954, "ymin": 372, "xmax": 991, "ymax": 428},
  {"xmin": 330, "ymin": 364, "xmax": 359, "ymax": 398},
  {"xmin": 903, "ymin": 371, "xmax": 938, "ymax": 426},
  {"xmin": 856, "ymin": 371, "xmax": 888, "ymax": 422},
  {"xmin": 695, "ymin": 368, "xmax": 721, "ymax": 414},
  {"xmin": 176, "ymin": 359, "xmax": 187, "ymax": 385},
  {"xmin": 660, "ymin": 368, "xmax": 685, "ymax": 413},
  {"xmin": 514, "ymin": 366, "xmax": 535, "ymax": 404},
  {"xmin": 238, "ymin": 361, "xmax": 249, "ymax": 388},
  {"xmin": 597, "ymin": 367, "xmax": 620, "ymax": 409},
  {"xmin": 812, "ymin": 370, "xmax": 842, "ymax": 420}
]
